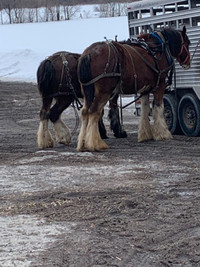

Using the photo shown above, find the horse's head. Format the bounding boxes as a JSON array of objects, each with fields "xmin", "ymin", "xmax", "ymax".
[{"xmin": 163, "ymin": 26, "xmax": 191, "ymax": 69}]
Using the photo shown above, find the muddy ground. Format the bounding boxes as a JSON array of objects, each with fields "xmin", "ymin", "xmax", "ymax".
[{"xmin": 0, "ymin": 81, "xmax": 200, "ymax": 267}]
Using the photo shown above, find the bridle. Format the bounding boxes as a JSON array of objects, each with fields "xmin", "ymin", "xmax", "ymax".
[{"xmin": 177, "ymin": 32, "xmax": 190, "ymax": 66}]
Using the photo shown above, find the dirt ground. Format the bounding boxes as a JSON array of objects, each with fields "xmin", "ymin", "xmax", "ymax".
[{"xmin": 0, "ymin": 81, "xmax": 200, "ymax": 267}]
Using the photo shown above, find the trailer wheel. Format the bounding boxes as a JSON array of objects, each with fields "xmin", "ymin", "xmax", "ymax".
[
  {"xmin": 163, "ymin": 94, "xmax": 181, "ymax": 134},
  {"xmin": 178, "ymin": 94, "xmax": 200, "ymax": 137}
]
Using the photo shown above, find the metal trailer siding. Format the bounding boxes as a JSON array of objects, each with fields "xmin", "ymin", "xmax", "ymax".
[
  {"xmin": 175, "ymin": 26, "xmax": 200, "ymax": 100},
  {"xmin": 128, "ymin": 0, "xmax": 188, "ymax": 10},
  {"xmin": 128, "ymin": 3, "xmax": 200, "ymax": 99}
]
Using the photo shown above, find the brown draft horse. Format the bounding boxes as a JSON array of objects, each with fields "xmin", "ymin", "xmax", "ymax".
[
  {"xmin": 37, "ymin": 51, "xmax": 126, "ymax": 149},
  {"xmin": 77, "ymin": 26, "xmax": 191, "ymax": 152}
]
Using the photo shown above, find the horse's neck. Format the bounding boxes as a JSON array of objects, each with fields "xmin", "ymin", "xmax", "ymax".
[
  {"xmin": 139, "ymin": 33, "xmax": 149, "ymax": 39},
  {"xmin": 162, "ymin": 30, "xmax": 181, "ymax": 57}
]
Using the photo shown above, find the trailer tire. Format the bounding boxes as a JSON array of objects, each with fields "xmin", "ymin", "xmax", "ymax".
[
  {"xmin": 163, "ymin": 94, "xmax": 182, "ymax": 135},
  {"xmin": 178, "ymin": 94, "xmax": 200, "ymax": 137}
]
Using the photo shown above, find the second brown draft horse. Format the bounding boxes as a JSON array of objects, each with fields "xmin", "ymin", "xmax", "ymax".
[
  {"xmin": 77, "ymin": 26, "xmax": 191, "ymax": 151},
  {"xmin": 37, "ymin": 51, "xmax": 81, "ymax": 149}
]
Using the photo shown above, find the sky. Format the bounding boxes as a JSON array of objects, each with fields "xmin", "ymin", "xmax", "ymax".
[{"xmin": 0, "ymin": 10, "xmax": 129, "ymax": 83}]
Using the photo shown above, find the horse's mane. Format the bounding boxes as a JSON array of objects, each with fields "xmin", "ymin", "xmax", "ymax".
[
  {"xmin": 161, "ymin": 28, "xmax": 181, "ymax": 56},
  {"xmin": 138, "ymin": 28, "xmax": 182, "ymax": 56},
  {"xmin": 118, "ymin": 39, "xmax": 132, "ymax": 45}
]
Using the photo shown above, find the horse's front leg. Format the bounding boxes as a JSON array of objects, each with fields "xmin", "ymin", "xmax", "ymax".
[
  {"xmin": 53, "ymin": 116, "xmax": 71, "ymax": 144},
  {"xmin": 37, "ymin": 98, "xmax": 54, "ymax": 149},
  {"xmin": 152, "ymin": 86, "xmax": 173, "ymax": 140},
  {"xmin": 138, "ymin": 94, "xmax": 153, "ymax": 142},
  {"xmin": 50, "ymin": 98, "xmax": 72, "ymax": 145}
]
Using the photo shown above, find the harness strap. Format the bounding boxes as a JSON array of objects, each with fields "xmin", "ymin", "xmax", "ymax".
[
  {"xmin": 80, "ymin": 41, "xmax": 121, "ymax": 87},
  {"xmin": 81, "ymin": 72, "xmax": 121, "ymax": 86},
  {"xmin": 43, "ymin": 91, "xmax": 73, "ymax": 99},
  {"xmin": 128, "ymin": 45, "xmax": 160, "ymax": 74},
  {"xmin": 43, "ymin": 52, "xmax": 83, "ymax": 110},
  {"xmin": 123, "ymin": 44, "xmax": 138, "ymax": 92},
  {"xmin": 59, "ymin": 52, "xmax": 68, "ymax": 90},
  {"xmin": 121, "ymin": 36, "xmax": 174, "ymax": 109}
]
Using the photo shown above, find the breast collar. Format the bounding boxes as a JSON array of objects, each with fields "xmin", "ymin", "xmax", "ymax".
[{"xmin": 150, "ymin": 31, "xmax": 172, "ymax": 66}]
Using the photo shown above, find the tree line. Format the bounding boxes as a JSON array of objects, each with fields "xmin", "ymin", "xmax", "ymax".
[
  {"xmin": 0, "ymin": 0, "xmax": 132, "ymax": 9},
  {"xmin": 0, "ymin": 0, "xmax": 131, "ymax": 24}
]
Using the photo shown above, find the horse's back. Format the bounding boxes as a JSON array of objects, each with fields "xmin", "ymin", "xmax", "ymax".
[
  {"xmin": 81, "ymin": 42, "xmax": 113, "ymax": 74},
  {"xmin": 37, "ymin": 51, "xmax": 81, "ymax": 98}
]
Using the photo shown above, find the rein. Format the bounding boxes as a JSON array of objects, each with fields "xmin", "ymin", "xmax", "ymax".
[
  {"xmin": 177, "ymin": 32, "xmax": 190, "ymax": 65},
  {"xmin": 190, "ymin": 39, "xmax": 200, "ymax": 63}
]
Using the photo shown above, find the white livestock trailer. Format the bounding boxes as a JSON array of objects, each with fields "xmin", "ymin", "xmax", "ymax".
[{"xmin": 127, "ymin": 0, "xmax": 200, "ymax": 136}]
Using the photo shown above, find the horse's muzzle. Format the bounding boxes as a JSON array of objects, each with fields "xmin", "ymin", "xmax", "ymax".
[{"xmin": 182, "ymin": 60, "xmax": 191, "ymax": 70}]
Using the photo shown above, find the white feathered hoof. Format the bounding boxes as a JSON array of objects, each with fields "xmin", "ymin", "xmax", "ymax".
[
  {"xmin": 53, "ymin": 119, "xmax": 71, "ymax": 145},
  {"xmin": 37, "ymin": 122, "xmax": 54, "ymax": 149}
]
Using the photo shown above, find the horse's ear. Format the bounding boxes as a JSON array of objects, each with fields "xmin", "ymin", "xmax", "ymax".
[{"xmin": 182, "ymin": 26, "xmax": 186, "ymax": 37}]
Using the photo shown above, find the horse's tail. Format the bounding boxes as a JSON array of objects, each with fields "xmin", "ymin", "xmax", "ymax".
[
  {"xmin": 78, "ymin": 54, "xmax": 94, "ymax": 108},
  {"xmin": 37, "ymin": 59, "xmax": 55, "ymax": 98}
]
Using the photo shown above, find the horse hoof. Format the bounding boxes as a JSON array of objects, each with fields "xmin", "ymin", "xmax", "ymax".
[
  {"xmin": 83, "ymin": 142, "xmax": 109, "ymax": 152},
  {"xmin": 101, "ymin": 134, "xmax": 109, "ymax": 139},
  {"xmin": 98, "ymin": 142, "xmax": 109, "ymax": 151},
  {"xmin": 152, "ymin": 129, "xmax": 173, "ymax": 141},
  {"xmin": 38, "ymin": 140, "xmax": 54, "ymax": 149},
  {"xmin": 57, "ymin": 136, "xmax": 71, "ymax": 145},
  {"xmin": 99, "ymin": 129, "xmax": 108, "ymax": 139},
  {"xmin": 114, "ymin": 131, "xmax": 127, "ymax": 138}
]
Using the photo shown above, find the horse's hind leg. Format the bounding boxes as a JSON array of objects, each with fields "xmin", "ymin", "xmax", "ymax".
[
  {"xmin": 85, "ymin": 110, "xmax": 109, "ymax": 151},
  {"xmin": 108, "ymin": 95, "xmax": 127, "ymax": 138},
  {"xmin": 138, "ymin": 95, "xmax": 153, "ymax": 142},
  {"xmin": 77, "ymin": 99, "xmax": 109, "ymax": 152},
  {"xmin": 77, "ymin": 106, "xmax": 89, "ymax": 151},
  {"xmin": 84, "ymin": 90, "xmax": 109, "ymax": 151},
  {"xmin": 37, "ymin": 98, "xmax": 54, "ymax": 148},
  {"xmin": 49, "ymin": 97, "xmax": 72, "ymax": 145}
]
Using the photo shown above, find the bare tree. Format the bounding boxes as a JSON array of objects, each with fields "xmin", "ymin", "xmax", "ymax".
[
  {"xmin": 0, "ymin": 1, "xmax": 129, "ymax": 24},
  {"xmin": 56, "ymin": 5, "xmax": 61, "ymax": 21},
  {"xmin": 94, "ymin": 2, "xmax": 127, "ymax": 18},
  {"xmin": 1, "ymin": 0, "xmax": 13, "ymax": 23},
  {"xmin": 27, "ymin": 8, "xmax": 36, "ymax": 23},
  {"xmin": 63, "ymin": 5, "xmax": 81, "ymax": 20},
  {"xmin": 13, "ymin": 3, "xmax": 26, "ymax": 23}
]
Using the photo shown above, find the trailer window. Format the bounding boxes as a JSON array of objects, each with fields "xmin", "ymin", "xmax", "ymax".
[
  {"xmin": 164, "ymin": 3, "xmax": 176, "ymax": 14},
  {"xmin": 129, "ymin": 27, "xmax": 134, "ymax": 36},
  {"xmin": 177, "ymin": 1, "xmax": 189, "ymax": 11},
  {"xmin": 152, "ymin": 6, "xmax": 163, "ymax": 16},
  {"xmin": 191, "ymin": 0, "xmax": 200, "ymax": 8},
  {"xmin": 192, "ymin": 16, "xmax": 200, "ymax": 26},
  {"xmin": 135, "ymin": 27, "xmax": 139, "ymax": 35},
  {"xmin": 128, "ymin": 11, "xmax": 134, "ymax": 20}
]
